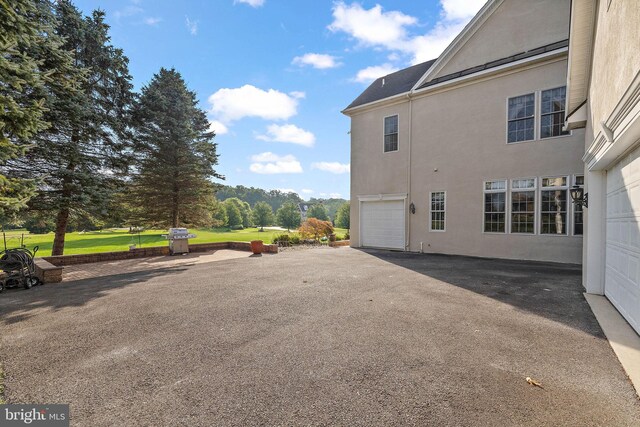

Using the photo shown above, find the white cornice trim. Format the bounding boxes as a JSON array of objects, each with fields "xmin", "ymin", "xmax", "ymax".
[
  {"xmin": 341, "ymin": 92, "xmax": 409, "ymax": 117},
  {"xmin": 411, "ymin": 0, "xmax": 506, "ymax": 91},
  {"xmin": 358, "ymin": 193, "xmax": 407, "ymax": 202}
]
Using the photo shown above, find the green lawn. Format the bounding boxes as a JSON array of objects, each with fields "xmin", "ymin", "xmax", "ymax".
[{"xmin": 1, "ymin": 227, "xmax": 349, "ymax": 257}]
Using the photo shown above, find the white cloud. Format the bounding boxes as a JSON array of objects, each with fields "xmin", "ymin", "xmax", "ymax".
[
  {"xmin": 328, "ymin": 2, "xmax": 417, "ymax": 50},
  {"xmin": 292, "ymin": 53, "xmax": 341, "ymax": 69},
  {"xmin": 208, "ymin": 120, "xmax": 229, "ymax": 135},
  {"xmin": 234, "ymin": 0, "xmax": 265, "ymax": 7},
  {"xmin": 329, "ymin": 193, "xmax": 342, "ymax": 198},
  {"xmin": 301, "ymin": 189, "xmax": 314, "ymax": 194},
  {"xmin": 329, "ymin": 1, "xmax": 485, "ymax": 65},
  {"xmin": 249, "ymin": 152, "xmax": 303, "ymax": 174},
  {"xmin": 256, "ymin": 124, "xmax": 315, "ymax": 147},
  {"xmin": 312, "ymin": 162, "xmax": 350, "ymax": 174},
  {"xmin": 114, "ymin": 5, "xmax": 143, "ymax": 19},
  {"xmin": 208, "ymin": 85, "xmax": 301, "ymax": 123},
  {"xmin": 353, "ymin": 63, "xmax": 399, "ymax": 83},
  {"xmin": 144, "ymin": 17, "xmax": 162, "ymax": 26},
  {"xmin": 185, "ymin": 16, "xmax": 198, "ymax": 35}
]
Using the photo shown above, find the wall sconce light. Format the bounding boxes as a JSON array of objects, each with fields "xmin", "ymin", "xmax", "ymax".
[
  {"xmin": 570, "ymin": 185, "xmax": 588, "ymax": 208},
  {"xmin": 409, "ymin": 202, "xmax": 416, "ymax": 214}
]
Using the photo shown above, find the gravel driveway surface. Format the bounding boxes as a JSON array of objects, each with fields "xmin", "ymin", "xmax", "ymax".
[{"xmin": 1, "ymin": 247, "xmax": 638, "ymax": 426}]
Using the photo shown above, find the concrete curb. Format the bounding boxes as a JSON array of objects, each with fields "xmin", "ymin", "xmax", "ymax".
[{"xmin": 585, "ymin": 293, "xmax": 640, "ymax": 398}]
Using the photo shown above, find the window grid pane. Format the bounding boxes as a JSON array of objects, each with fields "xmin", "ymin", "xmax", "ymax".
[
  {"xmin": 507, "ymin": 93, "xmax": 535, "ymax": 143},
  {"xmin": 484, "ymin": 192, "xmax": 506, "ymax": 232},
  {"xmin": 541, "ymin": 190, "xmax": 567, "ymax": 234},
  {"xmin": 511, "ymin": 190, "xmax": 535, "ymax": 233},
  {"xmin": 384, "ymin": 116, "xmax": 398, "ymax": 152},
  {"xmin": 574, "ymin": 175, "xmax": 584, "ymax": 235},
  {"xmin": 430, "ymin": 192, "xmax": 445, "ymax": 231},
  {"xmin": 541, "ymin": 87, "xmax": 569, "ymax": 139}
]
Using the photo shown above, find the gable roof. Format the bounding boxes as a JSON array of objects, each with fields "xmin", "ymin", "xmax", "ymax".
[
  {"xmin": 417, "ymin": 39, "xmax": 568, "ymax": 90},
  {"xmin": 344, "ymin": 59, "xmax": 437, "ymax": 110}
]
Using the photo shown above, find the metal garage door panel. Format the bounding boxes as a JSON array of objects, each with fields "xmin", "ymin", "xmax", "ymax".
[
  {"xmin": 606, "ymin": 145, "xmax": 640, "ymax": 335},
  {"xmin": 361, "ymin": 200, "xmax": 405, "ymax": 250}
]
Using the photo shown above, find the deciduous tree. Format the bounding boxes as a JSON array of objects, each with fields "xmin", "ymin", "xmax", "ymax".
[
  {"xmin": 298, "ymin": 218, "xmax": 333, "ymax": 242},
  {"xmin": 335, "ymin": 202, "xmax": 350, "ymax": 229},
  {"xmin": 251, "ymin": 201, "xmax": 274, "ymax": 231},
  {"xmin": 276, "ymin": 202, "xmax": 301, "ymax": 232},
  {"xmin": 307, "ymin": 204, "xmax": 329, "ymax": 221}
]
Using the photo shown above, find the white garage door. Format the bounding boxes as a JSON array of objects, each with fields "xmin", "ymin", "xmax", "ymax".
[
  {"xmin": 360, "ymin": 200, "xmax": 405, "ymax": 250},
  {"xmin": 606, "ymin": 145, "xmax": 640, "ymax": 334}
]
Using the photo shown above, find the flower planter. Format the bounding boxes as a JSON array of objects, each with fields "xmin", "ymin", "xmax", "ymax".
[{"xmin": 250, "ymin": 240, "xmax": 264, "ymax": 255}]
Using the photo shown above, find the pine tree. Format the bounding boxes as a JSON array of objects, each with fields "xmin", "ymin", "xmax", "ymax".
[
  {"xmin": 131, "ymin": 68, "xmax": 223, "ymax": 228},
  {"xmin": 6, "ymin": 1, "xmax": 135, "ymax": 254},
  {"xmin": 0, "ymin": 0, "xmax": 76, "ymax": 220},
  {"xmin": 276, "ymin": 202, "xmax": 301, "ymax": 232}
]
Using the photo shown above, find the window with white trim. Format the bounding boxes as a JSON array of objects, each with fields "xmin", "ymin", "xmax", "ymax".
[
  {"xmin": 573, "ymin": 175, "xmax": 584, "ymax": 236},
  {"xmin": 510, "ymin": 178, "xmax": 536, "ymax": 234},
  {"xmin": 541, "ymin": 176, "xmax": 568, "ymax": 235},
  {"xmin": 384, "ymin": 115, "xmax": 398, "ymax": 152},
  {"xmin": 507, "ymin": 93, "xmax": 535, "ymax": 143},
  {"xmin": 541, "ymin": 87, "xmax": 570, "ymax": 139},
  {"xmin": 484, "ymin": 180, "xmax": 506, "ymax": 233},
  {"xmin": 430, "ymin": 191, "xmax": 446, "ymax": 231}
]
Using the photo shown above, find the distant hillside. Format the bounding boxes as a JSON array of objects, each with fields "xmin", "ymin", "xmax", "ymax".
[{"xmin": 216, "ymin": 185, "xmax": 348, "ymax": 220}]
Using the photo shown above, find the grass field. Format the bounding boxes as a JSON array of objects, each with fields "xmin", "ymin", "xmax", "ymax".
[{"xmin": 1, "ymin": 227, "xmax": 349, "ymax": 257}]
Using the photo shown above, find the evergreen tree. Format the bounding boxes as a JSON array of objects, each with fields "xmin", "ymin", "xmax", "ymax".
[
  {"xmin": 335, "ymin": 202, "xmax": 350, "ymax": 229},
  {"xmin": 0, "ymin": 0, "xmax": 76, "ymax": 220},
  {"xmin": 276, "ymin": 202, "xmax": 301, "ymax": 232},
  {"xmin": 6, "ymin": 1, "xmax": 134, "ymax": 255},
  {"xmin": 251, "ymin": 201, "xmax": 274, "ymax": 231},
  {"xmin": 307, "ymin": 204, "xmax": 329, "ymax": 221},
  {"xmin": 130, "ymin": 68, "xmax": 223, "ymax": 228}
]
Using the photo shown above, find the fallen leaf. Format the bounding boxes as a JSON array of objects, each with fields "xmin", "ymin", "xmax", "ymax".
[{"xmin": 526, "ymin": 377, "xmax": 544, "ymax": 389}]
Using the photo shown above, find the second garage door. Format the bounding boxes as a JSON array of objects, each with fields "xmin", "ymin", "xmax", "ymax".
[
  {"xmin": 360, "ymin": 200, "xmax": 405, "ymax": 250},
  {"xmin": 605, "ymin": 144, "xmax": 640, "ymax": 335}
]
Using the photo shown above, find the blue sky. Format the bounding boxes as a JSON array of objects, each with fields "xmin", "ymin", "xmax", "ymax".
[{"xmin": 73, "ymin": 0, "xmax": 485, "ymax": 200}]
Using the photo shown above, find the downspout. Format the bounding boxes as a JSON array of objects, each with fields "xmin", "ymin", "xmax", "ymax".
[{"xmin": 406, "ymin": 92, "xmax": 413, "ymax": 251}]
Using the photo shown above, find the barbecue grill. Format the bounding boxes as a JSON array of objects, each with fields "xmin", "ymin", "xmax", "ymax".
[{"xmin": 164, "ymin": 228, "xmax": 196, "ymax": 255}]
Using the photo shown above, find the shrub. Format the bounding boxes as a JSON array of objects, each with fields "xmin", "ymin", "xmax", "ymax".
[
  {"xmin": 289, "ymin": 235, "xmax": 301, "ymax": 245},
  {"xmin": 230, "ymin": 224, "xmax": 244, "ymax": 230},
  {"xmin": 24, "ymin": 215, "xmax": 55, "ymax": 234},
  {"xmin": 335, "ymin": 235, "xmax": 343, "ymax": 241},
  {"xmin": 344, "ymin": 231, "xmax": 350, "ymax": 240},
  {"xmin": 298, "ymin": 218, "xmax": 333, "ymax": 242},
  {"xmin": 272, "ymin": 234, "xmax": 290, "ymax": 245}
]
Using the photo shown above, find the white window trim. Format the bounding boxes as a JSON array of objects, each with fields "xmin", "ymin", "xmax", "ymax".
[
  {"xmin": 429, "ymin": 191, "xmax": 446, "ymax": 232},
  {"xmin": 571, "ymin": 174, "xmax": 585, "ymax": 237},
  {"xmin": 505, "ymin": 87, "xmax": 573, "ymax": 145},
  {"xmin": 539, "ymin": 86, "xmax": 572, "ymax": 141},
  {"xmin": 383, "ymin": 114, "xmax": 399, "ymax": 153},
  {"xmin": 540, "ymin": 175, "xmax": 570, "ymax": 236},
  {"xmin": 483, "ymin": 180, "xmax": 508, "ymax": 234},
  {"xmin": 506, "ymin": 92, "xmax": 536, "ymax": 144},
  {"xmin": 509, "ymin": 177, "xmax": 537, "ymax": 235}
]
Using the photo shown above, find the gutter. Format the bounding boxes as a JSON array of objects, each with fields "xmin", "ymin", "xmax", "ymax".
[{"xmin": 406, "ymin": 92, "xmax": 413, "ymax": 251}]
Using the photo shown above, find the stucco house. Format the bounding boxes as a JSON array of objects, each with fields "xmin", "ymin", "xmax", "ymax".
[
  {"xmin": 344, "ymin": 0, "xmax": 584, "ymax": 264},
  {"xmin": 564, "ymin": 0, "xmax": 640, "ymax": 334}
]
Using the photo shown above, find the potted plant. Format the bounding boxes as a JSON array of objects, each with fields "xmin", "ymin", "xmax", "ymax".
[{"xmin": 250, "ymin": 240, "xmax": 264, "ymax": 254}]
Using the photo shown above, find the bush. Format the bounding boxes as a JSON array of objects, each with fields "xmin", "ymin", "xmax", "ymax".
[
  {"xmin": 344, "ymin": 231, "xmax": 350, "ymax": 240},
  {"xmin": 272, "ymin": 234, "xmax": 290, "ymax": 245},
  {"xmin": 230, "ymin": 224, "xmax": 244, "ymax": 230},
  {"xmin": 24, "ymin": 215, "xmax": 55, "ymax": 234},
  {"xmin": 289, "ymin": 235, "xmax": 300, "ymax": 245},
  {"xmin": 298, "ymin": 218, "xmax": 334, "ymax": 242},
  {"xmin": 335, "ymin": 235, "xmax": 343, "ymax": 241}
]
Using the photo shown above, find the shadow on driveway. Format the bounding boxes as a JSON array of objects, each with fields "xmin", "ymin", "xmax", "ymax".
[
  {"xmin": 0, "ymin": 266, "xmax": 188, "ymax": 325},
  {"xmin": 360, "ymin": 249, "xmax": 602, "ymax": 337}
]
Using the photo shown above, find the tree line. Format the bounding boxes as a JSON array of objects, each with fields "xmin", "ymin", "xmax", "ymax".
[{"xmin": 1, "ymin": 1, "xmax": 221, "ymax": 255}]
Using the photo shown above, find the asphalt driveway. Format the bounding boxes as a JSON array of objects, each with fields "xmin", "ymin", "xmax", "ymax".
[{"xmin": 1, "ymin": 248, "xmax": 638, "ymax": 426}]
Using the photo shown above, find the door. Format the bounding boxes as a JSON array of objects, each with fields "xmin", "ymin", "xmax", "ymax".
[{"xmin": 360, "ymin": 200, "xmax": 405, "ymax": 250}]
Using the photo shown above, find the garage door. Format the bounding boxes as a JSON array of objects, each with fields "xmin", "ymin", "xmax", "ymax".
[
  {"xmin": 606, "ymin": 145, "xmax": 640, "ymax": 334},
  {"xmin": 360, "ymin": 200, "xmax": 405, "ymax": 250}
]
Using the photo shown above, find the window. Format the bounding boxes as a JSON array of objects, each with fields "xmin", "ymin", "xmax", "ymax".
[
  {"xmin": 573, "ymin": 175, "xmax": 584, "ymax": 236},
  {"xmin": 430, "ymin": 191, "xmax": 446, "ymax": 231},
  {"xmin": 541, "ymin": 176, "xmax": 568, "ymax": 235},
  {"xmin": 541, "ymin": 87, "xmax": 570, "ymax": 139},
  {"xmin": 384, "ymin": 115, "xmax": 398, "ymax": 152},
  {"xmin": 484, "ymin": 180, "xmax": 506, "ymax": 233},
  {"xmin": 507, "ymin": 93, "xmax": 535, "ymax": 143},
  {"xmin": 511, "ymin": 178, "xmax": 536, "ymax": 234}
]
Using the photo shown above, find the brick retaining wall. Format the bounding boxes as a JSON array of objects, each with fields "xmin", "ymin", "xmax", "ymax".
[{"xmin": 43, "ymin": 241, "xmax": 278, "ymax": 266}]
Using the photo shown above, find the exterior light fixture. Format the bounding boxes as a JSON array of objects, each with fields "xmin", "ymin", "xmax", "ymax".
[
  {"xmin": 570, "ymin": 185, "xmax": 588, "ymax": 208},
  {"xmin": 409, "ymin": 202, "xmax": 416, "ymax": 214}
]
